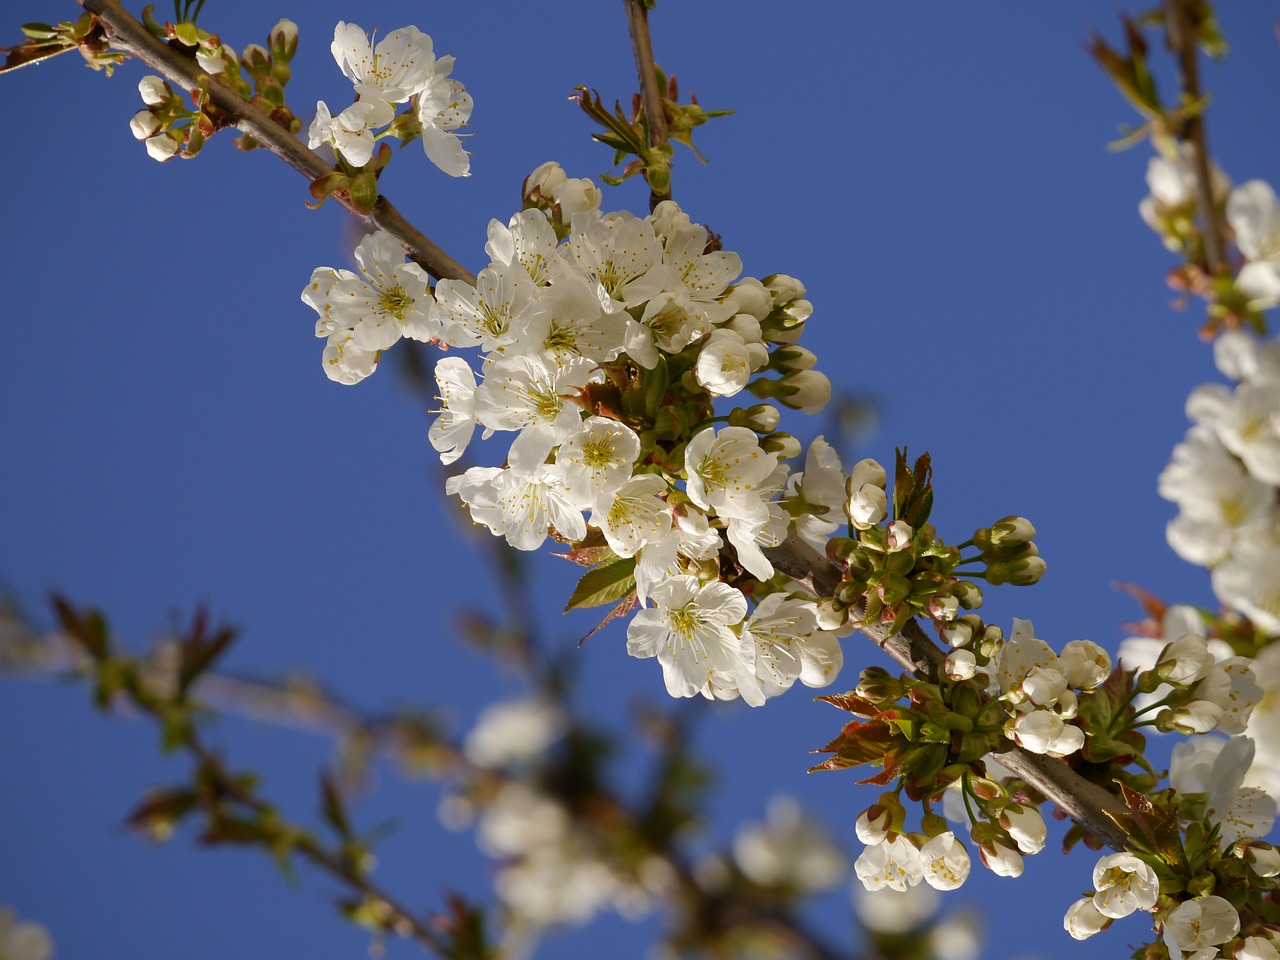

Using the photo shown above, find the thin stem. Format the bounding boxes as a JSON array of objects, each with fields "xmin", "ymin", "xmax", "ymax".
[
  {"xmin": 1164, "ymin": 0, "xmax": 1226, "ymax": 275},
  {"xmin": 622, "ymin": 0, "xmax": 670, "ymax": 211},
  {"xmin": 78, "ymin": 0, "xmax": 476, "ymax": 286}
]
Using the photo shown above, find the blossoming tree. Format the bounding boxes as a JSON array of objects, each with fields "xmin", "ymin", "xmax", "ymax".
[{"xmin": 3, "ymin": 2, "xmax": 1280, "ymax": 959}]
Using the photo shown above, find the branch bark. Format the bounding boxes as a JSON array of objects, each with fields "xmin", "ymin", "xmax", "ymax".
[
  {"xmin": 79, "ymin": 0, "xmax": 477, "ymax": 286},
  {"xmin": 765, "ymin": 533, "xmax": 1133, "ymax": 852},
  {"xmin": 622, "ymin": 0, "xmax": 671, "ymax": 210}
]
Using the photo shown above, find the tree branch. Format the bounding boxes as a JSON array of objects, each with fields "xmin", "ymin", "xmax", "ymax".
[
  {"xmin": 765, "ymin": 533, "xmax": 1133, "ymax": 852},
  {"xmin": 1163, "ymin": 0, "xmax": 1226, "ymax": 276},
  {"xmin": 78, "ymin": 0, "xmax": 477, "ymax": 286},
  {"xmin": 622, "ymin": 0, "xmax": 670, "ymax": 210}
]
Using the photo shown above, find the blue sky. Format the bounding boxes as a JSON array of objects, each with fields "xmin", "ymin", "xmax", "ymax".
[{"xmin": 3, "ymin": 2, "xmax": 1279, "ymax": 958}]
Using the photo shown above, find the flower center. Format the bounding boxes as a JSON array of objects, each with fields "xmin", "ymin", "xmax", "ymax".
[
  {"xmin": 379, "ymin": 285, "xmax": 412, "ymax": 321},
  {"xmin": 580, "ymin": 438, "xmax": 616, "ymax": 469}
]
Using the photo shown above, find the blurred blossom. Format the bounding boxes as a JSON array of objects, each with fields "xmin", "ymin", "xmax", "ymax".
[
  {"xmin": 852, "ymin": 883, "xmax": 940, "ymax": 934},
  {"xmin": 0, "ymin": 908, "xmax": 53, "ymax": 960},
  {"xmin": 929, "ymin": 909, "xmax": 983, "ymax": 960},
  {"xmin": 463, "ymin": 698, "xmax": 566, "ymax": 768},
  {"xmin": 732, "ymin": 795, "xmax": 846, "ymax": 891}
]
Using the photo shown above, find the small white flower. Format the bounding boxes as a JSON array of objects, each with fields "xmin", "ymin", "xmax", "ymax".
[
  {"xmin": 322, "ymin": 229, "xmax": 436, "ymax": 351},
  {"xmin": 1091, "ymin": 852, "xmax": 1159, "ymax": 919},
  {"xmin": 417, "ymin": 72, "xmax": 473, "ymax": 177},
  {"xmin": 695, "ymin": 328, "xmax": 753, "ymax": 397},
  {"xmin": 145, "ymin": 131, "xmax": 181, "ymax": 162},
  {"xmin": 553, "ymin": 417, "xmax": 641, "ymax": 512},
  {"xmin": 1162, "ymin": 896, "xmax": 1240, "ymax": 960},
  {"xmin": 1226, "ymin": 180, "xmax": 1280, "ymax": 307},
  {"xmin": 472, "ymin": 354, "xmax": 597, "ymax": 472},
  {"xmin": 976, "ymin": 838, "xmax": 1023, "ymax": 878},
  {"xmin": 138, "ymin": 74, "xmax": 169, "ymax": 106},
  {"xmin": 847, "ymin": 458, "xmax": 888, "ymax": 530},
  {"xmin": 307, "ymin": 99, "xmax": 381, "ymax": 167},
  {"xmin": 434, "ymin": 260, "xmax": 540, "ymax": 353},
  {"xmin": 592, "ymin": 474, "xmax": 672, "ymax": 559},
  {"xmin": 130, "ymin": 109, "xmax": 161, "ymax": 140},
  {"xmin": 331, "ymin": 23, "xmax": 437, "ymax": 115},
  {"xmin": 919, "ymin": 832, "xmax": 971, "ymax": 891},
  {"xmin": 1064, "ymin": 898, "xmax": 1109, "ymax": 940},
  {"xmin": 683, "ymin": 426, "xmax": 778, "ymax": 524},
  {"xmin": 1059, "ymin": 639, "xmax": 1111, "ymax": 689},
  {"xmin": 428, "ymin": 356, "xmax": 483, "ymax": 465},
  {"xmin": 855, "ymin": 836, "xmax": 924, "ymax": 892},
  {"xmin": 625, "ymin": 575, "xmax": 750, "ymax": 700}
]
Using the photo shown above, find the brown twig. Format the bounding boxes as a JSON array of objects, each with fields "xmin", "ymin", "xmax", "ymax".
[
  {"xmin": 622, "ymin": 0, "xmax": 670, "ymax": 210},
  {"xmin": 77, "ymin": 0, "xmax": 477, "ymax": 286},
  {"xmin": 1164, "ymin": 0, "xmax": 1227, "ymax": 275},
  {"xmin": 765, "ymin": 533, "xmax": 1133, "ymax": 852}
]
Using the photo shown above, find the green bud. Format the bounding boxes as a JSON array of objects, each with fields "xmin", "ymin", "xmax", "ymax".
[
  {"xmin": 877, "ymin": 573, "xmax": 912, "ymax": 606},
  {"xmin": 856, "ymin": 667, "xmax": 905, "ymax": 703},
  {"xmin": 921, "ymin": 814, "xmax": 949, "ymax": 838},
  {"xmin": 241, "ymin": 43, "xmax": 271, "ymax": 80},
  {"xmin": 760, "ymin": 432, "xmax": 800, "ymax": 458},
  {"xmin": 728, "ymin": 403, "xmax": 780, "ymax": 433},
  {"xmin": 269, "ymin": 19, "xmax": 298, "ymax": 62}
]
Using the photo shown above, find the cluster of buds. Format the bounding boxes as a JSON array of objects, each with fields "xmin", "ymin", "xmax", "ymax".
[
  {"xmin": 818, "ymin": 453, "xmax": 1042, "ymax": 635},
  {"xmin": 128, "ymin": 18, "xmax": 300, "ymax": 162},
  {"xmin": 1132, "ymin": 631, "xmax": 1261, "ymax": 736}
]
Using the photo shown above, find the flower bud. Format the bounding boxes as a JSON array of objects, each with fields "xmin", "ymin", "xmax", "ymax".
[
  {"xmin": 999, "ymin": 803, "xmax": 1047, "ymax": 854},
  {"xmin": 727, "ymin": 404, "xmax": 780, "ymax": 433},
  {"xmin": 1155, "ymin": 633, "xmax": 1214, "ymax": 685},
  {"xmin": 856, "ymin": 805, "xmax": 892, "ymax": 845},
  {"xmin": 1237, "ymin": 841, "xmax": 1280, "ymax": 878},
  {"xmin": 887, "ymin": 520, "xmax": 914, "ymax": 551},
  {"xmin": 137, "ymin": 75, "xmax": 170, "ymax": 107},
  {"xmin": 764, "ymin": 273, "xmax": 806, "ymax": 303},
  {"xmin": 1059, "ymin": 639, "xmax": 1111, "ymax": 689},
  {"xmin": 196, "ymin": 45, "xmax": 228, "ymax": 74},
  {"xmin": 984, "ymin": 552, "xmax": 1046, "ymax": 586},
  {"xmin": 814, "ymin": 597, "xmax": 848, "ymax": 631},
  {"xmin": 723, "ymin": 313, "xmax": 763, "ymax": 344},
  {"xmin": 723, "ymin": 278, "xmax": 771, "ymax": 321},
  {"xmin": 130, "ymin": 109, "xmax": 162, "ymax": 140},
  {"xmin": 944, "ymin": 649, "xmax": 977, "ymax": 680},
  {"xmin": 1236, "ymin": 935, "xmax": 1280, "ymax": 960},
  {"xmin": 145, "ymin": 131, "xmax": 182, "ymax": 162},
  {"xmin": 774, "ymin": 369, "xmax": 831, "ymax": 414},
  {"xmin": 856, "ymin": 666, "xmax": 905, "ymax": 703},
  {"xmin": 269, "ymin": 18, "xmax": 298, "ymax": 62},
  {"xmin": 975, "ymin": 835, "xmax": 1024, "ymax": 878},
  {"xmin": 955, "ymin": 580, "xmax": 983, "ymax": 609},
  {"xmin": 1063, "ymin": 898, "xmax": 1110, "ymax": 940},
  {"xmin": 760, "ymin": 432, "xmax": 800, "ymax": 459},
  {"xmin": 928, "ymin": 594, "xmax": 959, "ymax": 622},
  {"xmin": 240, "ymin": 42, "xmax": 271, "ymax": 79},
  {"xmin": 770, "ymin": 344, "xmax": 818, "ymax": 373},
  {"xmin": 941, "ymin": 614, "xmax": 981, "ymax": 648}
]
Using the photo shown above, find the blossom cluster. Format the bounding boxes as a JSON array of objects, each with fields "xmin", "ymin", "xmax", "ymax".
[
  {"xmin": 309, "ymin": 22, "xmax": 471, "ymax": 176},
  {"xmin": 303, "ymin": 163, "xmax": 854, "ymax": 705},
  {"xmin": 1160, "ymin": 330, "xmax": 1280, "ymax": 637}
]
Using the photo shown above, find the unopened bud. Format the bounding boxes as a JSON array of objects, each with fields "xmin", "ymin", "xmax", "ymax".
[
  {"xmin": 1155, "ymin": 633, "xmax": 1214, "ymax": 685},
  {"xmin": 724, "ymin": 313, "xmax": 763, "ymax": 344},
  {"xmin": 814, "ymin": 597, "xmax": 848, "ymax": 631},
  {"xmin": 138, "ymin": 75, "xmax": 170, "ymax": 107},
  {"xmin": 145, "ymin": 130, "xmax": 182, "ymax": 161},
  {"xmin": 130, "ymin": 109, "xmax": 162, "ymax": 140},
  {"xmin": 723, "ymin": 278, "xmax": 771, "ymax": 321},
  {"xmin": 856, "ymin": 666, "xmax": 905, "ymax": 703},
  {"xmin": 196, "ymin": 45, "xmax": 228, "ymax": 75},
  {"xmin": 955, "ymin": 580, "xmax": 983, "ymax": 609},
  {"xmin": 760, "ymin": 432, "xmax": 800, "ymax": 459},
  {"xmin": 941, "ymin": 614, "xmax": 981, "ymax": 648},
  {"xmin": 985, "ymin": 551, "xmax": 1046, "ymax": 586},
  {"xmin": 928, "ymin": 594, "xmax": 959, "ymax": 621},
  {"xmin": 728, "ymin": 404, "xmax": 780, "ymax": 433},
  {"xmin": 944, "ymin": 648, "xmax": 978, "ymax": 680},
  {"xmin": 770, "ymin": 344, "xmax": 818, "ymax": 373},
  {"xmin": 269, "ymin": 18, "xmax": 298, "ymax": 61},
  {"xmin": 887, "ymin": 520, "xmax": 914, "ymax": 551},
  {"xmin": 241, "ymin": 43, "xmax": 270, "ymax": 79},
  {"xmin": 763, "ymin": 273, "xmax": 806, "ymax": 303}
]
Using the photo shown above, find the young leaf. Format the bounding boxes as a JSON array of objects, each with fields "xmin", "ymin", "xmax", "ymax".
[{"xmin": 564, "ymin": 556, "xmax": 637, "ymax": 611}]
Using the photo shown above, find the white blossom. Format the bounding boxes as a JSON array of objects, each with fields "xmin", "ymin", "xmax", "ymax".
[
  {"xmin": 1162, "ymin": 896, "xmax": 1240, "ymax": 960},
  {"xmin": 732, "ymin": 796, "xmax": 846, "ymax": 891},
  {"xmin": 1091, "ymin": 852, "xmax": 1159, "ymax": 919},
  {"xmin": 626, "ymin": 575, "xmax": 750, "ymax": 700},
  {"xmin": 855, "ymin": 836, "xmax": 924, "ymax": 892},
  {"xmin": 1227, "ymin": 180, "xmax": 1280, "ymax": 306},
  {"xmin": 0, "ymin": 908, "xmax": 52, "ymax": 960}
]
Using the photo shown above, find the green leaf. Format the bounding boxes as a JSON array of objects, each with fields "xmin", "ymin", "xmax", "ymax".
[{"xmin": 564, "ymin": 555, "xmax": 636, "ymax": 611}]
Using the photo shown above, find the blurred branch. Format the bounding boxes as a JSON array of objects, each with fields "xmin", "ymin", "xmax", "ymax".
[
  {"xmin": 77, "ymin": 0, "xmax": 477, "ymax": 285},
  {"xmin": 1163, "ymin": 0, "xmax": 1226, "ymax": 275}
]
